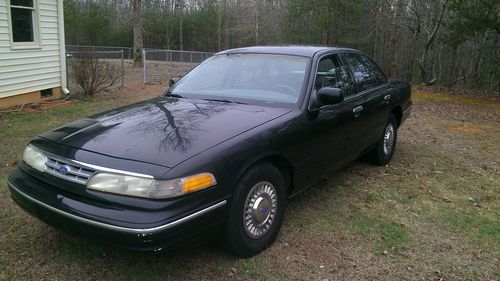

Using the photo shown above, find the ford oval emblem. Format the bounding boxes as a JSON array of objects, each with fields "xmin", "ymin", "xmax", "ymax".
[{"xmin": 58, "ymin": 165, "xmax": 70, "ymax": 175}]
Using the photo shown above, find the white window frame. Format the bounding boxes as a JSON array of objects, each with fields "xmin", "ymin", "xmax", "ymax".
[{"xmin": 7, "ymin": 0, "xmax": 41, "ymax": 49}]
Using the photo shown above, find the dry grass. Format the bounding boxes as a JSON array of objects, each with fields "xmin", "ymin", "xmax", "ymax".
[{"xmin": 0, "ymin": 82, "xmax": 498, "ymax": 280}]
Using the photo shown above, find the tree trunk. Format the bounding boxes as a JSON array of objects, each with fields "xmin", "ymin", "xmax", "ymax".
[
  {"xmin": 178, "ymin": 0, "xmax": 184, "ymax": 51},
  {"xmin": 218, "ymin": 2, "xmax": 222, "ymax": 51},
  {"xmin": 132, "ymin": 0, "xmax": 143, "ymax": 67},
  {"xmin": 223, "ymin": 0, "xmax": 229, "ymax": 49},
  {"xmin": 255, "ymin": 2, "xmax": 259, "ymax": 45}
]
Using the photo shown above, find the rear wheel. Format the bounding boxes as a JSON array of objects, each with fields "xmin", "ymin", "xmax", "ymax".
[
  {"xmin": 224, "ymin": 163, "xmax": 286, "ymax": 257},
  {"xmin": 366, "ymin": 114, "xmax": 398, "ymax": 166}
]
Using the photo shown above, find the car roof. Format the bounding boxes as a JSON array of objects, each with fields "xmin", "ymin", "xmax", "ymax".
[{"xmin": 216, "ymin": 45, "xmax": 361, "ymax": 57}]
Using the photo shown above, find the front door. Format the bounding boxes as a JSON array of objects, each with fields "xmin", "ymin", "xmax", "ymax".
[{"xmin": 293, "ymin": 54, "xmax": 360, "ymax": 187}]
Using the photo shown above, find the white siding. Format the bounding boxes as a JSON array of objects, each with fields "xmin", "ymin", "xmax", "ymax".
[{"xmin": 0, "ymin": 0, "xmax": 62, "ymax": 99}]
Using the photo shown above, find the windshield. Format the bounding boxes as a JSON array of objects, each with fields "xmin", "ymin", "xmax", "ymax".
[{"xmin": 170, "ymin": 54, "xmax": 309, "ymax": 106}]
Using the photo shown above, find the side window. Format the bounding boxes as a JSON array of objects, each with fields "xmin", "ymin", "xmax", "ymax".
[
  {"xmin": 342, "ymin": 53, "xmax": 387, "ymax": 92},
  {"xmin": 315, "ymin": 55, "xmax": 353, "ymax": 96}
]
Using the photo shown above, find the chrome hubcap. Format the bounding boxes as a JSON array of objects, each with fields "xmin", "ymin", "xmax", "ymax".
[
  {"xmin": 243, "ymin": 181, "xmax": 278, "ymax": 239},
  {"xmin": 383, "ymin": 123, "xmax": 395, "ymax": 155}
]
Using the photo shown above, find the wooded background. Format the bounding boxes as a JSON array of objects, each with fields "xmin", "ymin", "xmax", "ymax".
[{"xmin": 64, "ymin": 0, "xmax": 499, "ymax": 92}]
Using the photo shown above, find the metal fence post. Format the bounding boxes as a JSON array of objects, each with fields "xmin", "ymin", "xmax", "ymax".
[
  {"xmin": 190, "ymin": 52, "xmax": 193, "ymax": 63},
  {"xmin": 142, "ymin": 49, "xmax": 146, "ymax": 85},
  {"xmin": 120, "ymin": 50, "xmax": 125, "ymax": 87}
]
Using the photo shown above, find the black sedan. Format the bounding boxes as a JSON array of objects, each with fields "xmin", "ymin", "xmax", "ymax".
[{"xmin": 8, "ymin": 46, "xmax": 412, "ymax": 257}]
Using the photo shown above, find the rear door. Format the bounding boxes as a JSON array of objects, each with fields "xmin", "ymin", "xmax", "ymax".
[{"xmin": 340, "ymin": 53, "xmax": 392, "ymax": 155}]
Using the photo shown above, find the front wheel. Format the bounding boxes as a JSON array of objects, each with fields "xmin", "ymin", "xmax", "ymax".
[
  {"xmin": 366, "ymin": 114, "xmax": 398, "ymax": 166},
  {"xmin": 223, "ymin": 163, "xmax": 287, "ymax": 257}
]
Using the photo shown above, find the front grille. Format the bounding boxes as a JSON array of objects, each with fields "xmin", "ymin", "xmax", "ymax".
[{"xmin": 45, "ymin": 156, "xmax": 95, "ymax": 185}]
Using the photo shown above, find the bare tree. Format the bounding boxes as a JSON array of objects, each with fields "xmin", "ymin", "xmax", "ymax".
[{"xmin": 404, "ymin": 0, "xmax": 450, "ymax": 84}]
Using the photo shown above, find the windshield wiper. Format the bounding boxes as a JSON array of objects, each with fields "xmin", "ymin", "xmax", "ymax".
[
  {"xmin": 202, "ymin": 98, "xmax": 248, "ymax": 105},
  {"xmin": 166, "ymin": 93, "xmax": 185, "ymax": 98}
]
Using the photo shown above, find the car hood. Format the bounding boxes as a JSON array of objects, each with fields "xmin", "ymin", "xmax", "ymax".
[{"xmin": 39, "ymin": 97, "xmax": 291, "ymax": 167}]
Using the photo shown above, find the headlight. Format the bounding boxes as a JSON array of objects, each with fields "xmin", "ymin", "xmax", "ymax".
[
  {"xmin": 23, "ymin": 145, "xmax": 46, "ymax": 172},
  {"xmin": 87, "ymin": 172, "xmax": 217, "ymax": 199}
]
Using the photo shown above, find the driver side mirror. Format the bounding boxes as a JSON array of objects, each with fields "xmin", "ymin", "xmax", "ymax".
[
  {"xmin": 169, "ymin": 77, "xmax": 180, "ymax": 87},
  {"xmin": 318, "ymin": 87, "xmax": 344, "ymax": 105}
]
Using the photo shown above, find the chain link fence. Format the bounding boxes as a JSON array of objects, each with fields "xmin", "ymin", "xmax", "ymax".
[
  {"xmin": 142, "ymin": 49, "xmax": 214, "ymax": 85},
  {"xmin": 66, "ymin": 45, "xmax": 133, "ymax": 60},
  {"xmin": 66, "ymin": 51, "xmax": 125, "ymax": 92},
  {"xmin": 65, "ymin": 45, "xmax": 215, "ymax": 88}
]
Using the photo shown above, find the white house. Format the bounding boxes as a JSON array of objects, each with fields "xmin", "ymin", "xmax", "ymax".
[{"xmin": 0, "ymin": 0, "xmax": 68, "ymax": 109}]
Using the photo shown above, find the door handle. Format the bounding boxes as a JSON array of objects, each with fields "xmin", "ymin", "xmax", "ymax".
[
  {"xmin": 353, "ymin": 106, "xmax": 364, "ymax": 113},
  {"xmin": 384, "ymin": 94, "xmax": 392, "ymax": 101}
]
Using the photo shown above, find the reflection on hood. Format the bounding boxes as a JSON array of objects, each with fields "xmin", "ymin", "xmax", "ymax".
[{"xmin": 40, "ymin": 97, "xmax": 291, "ymax": 167}]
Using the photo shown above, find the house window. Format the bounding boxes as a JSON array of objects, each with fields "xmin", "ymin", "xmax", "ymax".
[{"xmin": 10, "ymin": 0, "xmax": 38, "ymax": 44}]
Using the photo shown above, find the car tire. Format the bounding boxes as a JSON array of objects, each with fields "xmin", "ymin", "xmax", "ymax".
[
  {"xmin": 366, "ymin": 114, "xmax": 398, "ymax": 166},
  {"xmin": 223, "ymin": 163, "xmax": 287, "ymax": 257}
]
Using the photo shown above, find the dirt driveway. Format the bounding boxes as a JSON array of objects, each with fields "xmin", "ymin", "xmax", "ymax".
[{"xmin": 0, "ymin": 84, "xmax": 498, "ymax": 280}]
